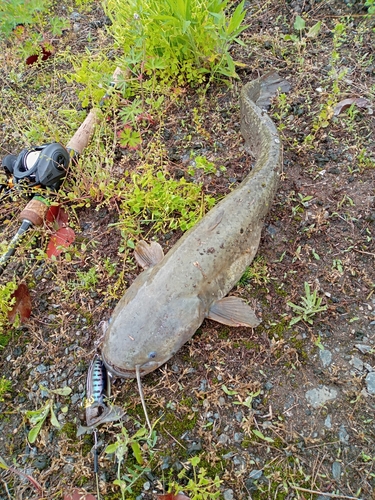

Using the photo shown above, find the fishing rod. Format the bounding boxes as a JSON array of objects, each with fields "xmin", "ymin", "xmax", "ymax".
[{"xmin": 0, "ymin": 67, "xmax": 122, "ymax": 275}]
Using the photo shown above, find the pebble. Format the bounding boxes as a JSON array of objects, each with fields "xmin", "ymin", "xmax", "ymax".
[
  {"xmin": 365, "ymin": 372, "xmax": 375, "ymax": 394},
  {"xmin": 234, "ymin": 432, "xmax": 244, "ymax": 443},
  {"xmin": 223, "ymin": 489, "xmax": 234, "ymax": 500},
  {"xmin": 349, "ymin": 356, "xmax": 364, "ymax": 372},
  {"xmin": 324, "ymin": 415, "xmax": 332, "ymax": 429},
  {"xmin": 355, "ymin": 344, "xmax": 372, "ymax": 354},
  {"xmin": 338, "ymin": 425, "xmax": 349, "ymax": 444},
  {"xmin": 36, "ymin": 364, "xmax": 48, "ymax": 374},
  {"xmin": 305, "ymin": 386, "xmax": 338, "ymax": 408},
  {"xmin": 248, "ymin": 469, "xmax": 263, "ymax": 480},
  {"xmin": 218, "ymin": 433, "xmax": 229, "ymax": 445},
  {"xmin": 143, "ymin": 481, "xmax": 150, "ymax": 491},
  {"xmin": 233, "ymin": 455, "xmax": 246, "ymax": 470},
  {"xmin": 319, "ymin": 349, "xmax": 332, "ymax": 368},
  {"xmin": 332, "ymin": 461, "xmax": 341, "ymax": 480}
]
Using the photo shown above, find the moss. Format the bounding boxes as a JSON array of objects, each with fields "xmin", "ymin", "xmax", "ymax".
[
  {"xmin": 160, "ymin": 409, "xmax": 198, "ymax": 440},
  {"xmin": 60, "ymin": 422, "xmax": 77, "ymax": 440},
  {"xmin": 218, "ymin": 327, "xmax": 230, "ymax": 339}
]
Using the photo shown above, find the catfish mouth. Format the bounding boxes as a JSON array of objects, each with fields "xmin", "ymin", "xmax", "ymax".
[{"xmin": 101, "ymin": 352, "xmax": 161, "ymax": 379}]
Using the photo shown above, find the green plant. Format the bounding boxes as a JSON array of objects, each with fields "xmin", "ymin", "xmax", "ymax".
[
  {"xmin": 0, "ymin": 0, "xmax": 51, "ymax": 39},
  {"xmin": 0, "ymin": 279, "xmax": 17, "ymax": 337},
  {"xmin": 0, "ymin": 0, "xmax": 69, "ymax": 60},
  {"xmin": 25, "ymin": 386, "xmax": 72, "ymax": 443},
  {"xmin": 168, "ymin": 456, "xmax": 222, "ymax": 499},
  {"xmin": 365, "ymin": 0, "xmax": 375, "ymax": 14},
  {"xmin": 104, "ymin": 0, "xmax": 248, "ymax": 85},
  {"xmin": 117, "ymin": 164, "xmax": 216, "ymax": 235},
  {"xmin": 0, "ymin": 377, "xmax": 12, "ymax": 402},
  {"xmin": 73, "ymin": 266, "xmax": 99, "ymax": 291},
  {"xmin": 105, "ymin": 424, "xmax": 157, "ymax": 499},
  {"xmin": 187, "ymin": 155, "xmax": 226, "ymax": 177},
  {"xmin": 287, "ymin": 282, "xmax": 327, "ymax": 326},
  {"xmin": 284, "ymin": 15, "xmax": 321, "ymax": 45}
]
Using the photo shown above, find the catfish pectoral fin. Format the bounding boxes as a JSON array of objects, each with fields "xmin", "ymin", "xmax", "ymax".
[
  {"xmin": 207, "ymin": 296, "xmax": 261, "ymax": 327},
  {"xmin": 134, "ymin": 240, "xmax": 165, "ymax": 269}
]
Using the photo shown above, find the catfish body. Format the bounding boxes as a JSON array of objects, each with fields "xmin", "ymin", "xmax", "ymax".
[{"xmin": 102, "ymin": 74, "xmax": 283, "ymax": 379}]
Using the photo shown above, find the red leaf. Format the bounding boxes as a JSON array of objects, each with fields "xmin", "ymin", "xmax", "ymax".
[
  {"xmin": 64, "ymin": 489, "xmax": 96, "ymax": 500},
  {"xmin": 25, "ymin": 45, "xmax": 53, "ymax": 65},
  {"xmin": 46, "ymin": 205, "xmax": 69, "ymax": 229},
  {"xmin": 46, "ymin": 227, "xmax": 75, "ymax": 258},
  {"xmin": 8, "ymin": 283, "xmax": 32, "ymax": 323},
  {"xmin": 158, "ymin": 495, "xmax": 191, "ymax": 500}
]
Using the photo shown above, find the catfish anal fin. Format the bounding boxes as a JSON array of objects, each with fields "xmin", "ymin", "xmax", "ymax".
[
  {"xmin": 134, "ymin": 240, "xmax": 164, "ymax": 270},
  {"xmin": 207, "ymin": 296, "xmax": 261, "ymax": 327}
]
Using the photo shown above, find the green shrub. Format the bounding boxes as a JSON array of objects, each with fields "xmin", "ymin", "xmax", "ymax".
[{"xmin": 104, "ymin": 0, "xmax": 248, "ymax": 84}]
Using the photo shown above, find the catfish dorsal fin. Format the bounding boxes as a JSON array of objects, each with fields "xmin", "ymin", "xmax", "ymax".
[
  {"xmin": 207, "ymin": 296, "xmax": 261, "ymax": 327},
  {"xmin": 134, "ymin": 240, "xmax": 164, "ymax": 270}
]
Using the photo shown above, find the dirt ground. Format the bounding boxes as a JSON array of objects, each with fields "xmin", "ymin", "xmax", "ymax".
[{"xmin": 1, "ymin": 0, "xmax": 375, "ymax": 499}]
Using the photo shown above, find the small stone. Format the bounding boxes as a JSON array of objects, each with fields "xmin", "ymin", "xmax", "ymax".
[
  {"xmin": 264, "ymin": 381, "xmax": 273, "ymax": 391},
  {"xmin": 218, "ymin": 433, "xmax": 229, "ymax": 445},
  {"xmin": 355, "ymin": 344, "xmax": 372, "ymax": 354},
  {"xmin": 234, "ymin": 432, "xmax": 244, "ymax": 443},
  {"xmin": 338, "ymin": 425, "xmax": 349, "ymax": 444},
  {"xmin": 223, "ymin": 489, "xmax": 234, "ymax": 500},
  {"xmin": 365, "ymin": 372, "xmax": 375, "ymax": 394},
  {"xmin": 319, "ymin": 349, "xmax": 332, "ymax": 368},
  {"xmin": 36, "ymin": 364, "xmax": 48, "ymax": 374},
  {"xmin": 34, "ymin": 456, "xmax": 48, "ymax": 470},
  {"xmin": 349, "ymin": 356, "xmax": 364, "ymax": 372},
  {"xmin": 332, "ymin": 461, "xmax": 341, "ymax": 480},
  {"xmin": 143, "ymin": 481, "xmax": 150, "ymax": 491},
  {"xmin": 324, "ymin": 415, "xmax": 332, "ymax": 429},
  {"xmin": 249, "ymin": 469, "xmax": 263, "ymax": 480},
  {"xmin": 305, "ymin": 386, "xmax": 338, "ymax": 408},
  {"xmin": 233, "ymin": 455, "xmax": 246, "ymax": 469}
]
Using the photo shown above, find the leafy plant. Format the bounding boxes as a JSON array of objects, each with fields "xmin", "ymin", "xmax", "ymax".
[
  {"xmin": 0, "ymin": 377, "xmax": 12, "ymax": 402},
  {"xmin": 284, "ymin": 15, "xmax": 321, "ymax": 44},
  {"xmin": 0, "ymin": 279, "xmax": 18, "ymax": 336},
  {"xmin": 187, "ymin": 155, "xmax": 226, "ymax": 177},
  {"xmin": 168, "ymin": 456, "xmax": 222, "ymax": 500},
  {"xmin": 117, "ymin": 164, "xmax": 216, "ymax": 234},
  {"xmin": 105, "ymin": 425, "xmax": 157, "ymax": 499},
  {"xmin": 287, "ymin": 282, "xmax": 327, "ymax": 326},
  {"xmin": 104, "ymin": 0, "xmax": 248, "ymax": 84},
  {"xmin": 25, "ymin": 386, "xmax": 72, "ymax": 443},
  {"xmin": 0, "ymin": 0, "xmax": 51, "ymax": 39}
]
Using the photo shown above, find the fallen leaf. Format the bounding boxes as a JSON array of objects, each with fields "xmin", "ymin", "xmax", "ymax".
[
  {"xmin": 46, "ymin": 205, "xmax": 69, "ymax": 229},
  {"xmin": 158, "ymin": 494, "xmax": 191, "ymax": 500},
  {"xmin": 8, "ymin": 283, "xmax": 32, "ymax": 323},
  {"xmin": 333, "ymin": 97, "xmax": 372, "ymax": 116},
  {"xmin": 26, "ymin": 45, "xmax": 53, "ymax": 65},
  {"xmin": 46, "ymin": 227, "xmax": 75, "ymax": 259},
  {"xmin": 64, "ymin": 489, "xmax": 96, "ymax": 500}
]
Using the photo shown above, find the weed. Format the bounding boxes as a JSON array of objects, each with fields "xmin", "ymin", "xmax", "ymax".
[
  {"xmin": 238, "ymin": 256, "xmax": 270, "ymax": 288},
  {"xmin": 117, "ymin": 164, "xmax": 216, "ymax": 235},
  {"xmin": 105, "ymin": 424, "xmax": 157, "ymax": 499},
  {"xmin": 0, "ymin": 0, "xmax": 69, "ymax": 59},
  {"xmin": 287, "ymin": 282, "xmax": 327, "ymax": 326},
  {"xmin": 167, "ymin": 456, "xmax": 222, "ymax": 499},
  {"xmin": 104, "ymin": 0, "xmax": 248, "ymax": 85},
  {"xmin": 0, "ymin": 279, "xmax": 17, "ymax": 337},
  {"xmin": 25, "ymin": 386, "xmax": 72, "ymax": 443},
  {"xmin": 0, "ymin": 377, "xmax": 12, "ymax": 402}
]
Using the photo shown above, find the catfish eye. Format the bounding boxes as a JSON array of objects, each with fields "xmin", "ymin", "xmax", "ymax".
[{"xmin": 148, "ymin": 351, "xmax": 157, "ymax": 359}]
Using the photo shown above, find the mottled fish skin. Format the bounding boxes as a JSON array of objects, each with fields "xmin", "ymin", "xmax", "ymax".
[{"xmin": 102, "ymin": 73, "xmax": 283, "ymax": 379}]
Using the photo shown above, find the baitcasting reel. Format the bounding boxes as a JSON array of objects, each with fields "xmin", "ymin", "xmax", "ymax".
[{"xmin": 2, "ymin": 142, "xmax": 70, "ymax": 191}]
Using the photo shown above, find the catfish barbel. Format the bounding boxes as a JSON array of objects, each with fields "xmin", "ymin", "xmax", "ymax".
[{"xmin": 101, "ymin": 73, "xmax": 286, "ymax": 402}]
